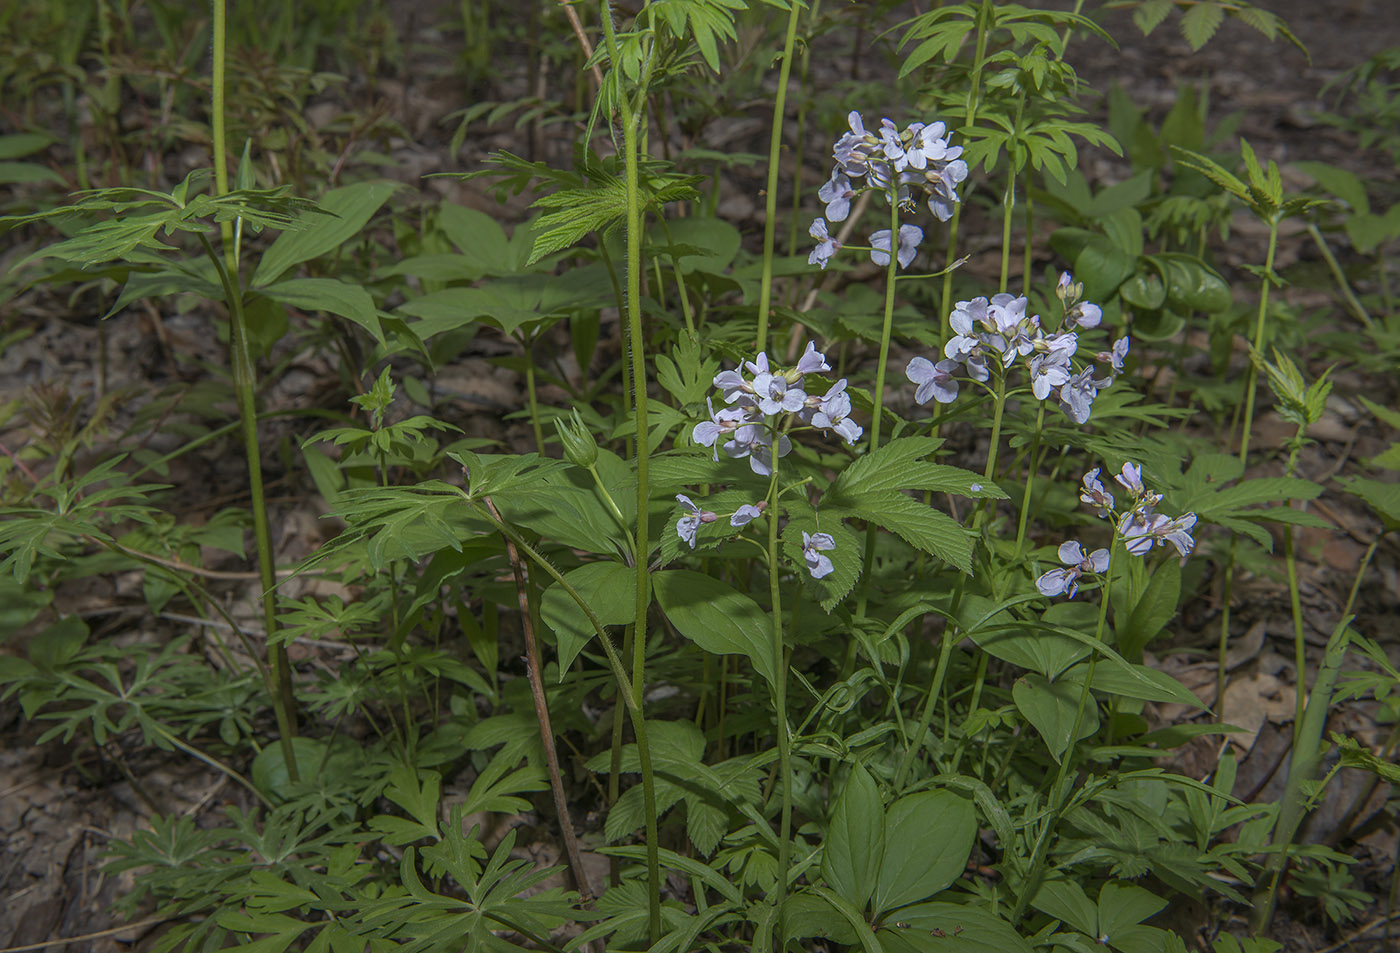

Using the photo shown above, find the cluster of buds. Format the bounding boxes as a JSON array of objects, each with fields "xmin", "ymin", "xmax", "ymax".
[
  {"xmin": 1038, "ymin": 463, "xmax": 1198, "ymax": 598},
  {"xmin": 692, "ymin": 342, "xmax": 862, "ymax": 476},
  {"xmin": 808, "ymin": 111, "xmax": 968, "ymax": 271},
  {"xmin": 906, "ymin": 279, "xmax": 1129, "ymax": 425}
]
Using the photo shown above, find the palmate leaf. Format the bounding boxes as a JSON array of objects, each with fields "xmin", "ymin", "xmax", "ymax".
[
  {"xmin": 824, "ymin": 437, "xmax": 1003, "ymax": 573},
  {"xmin": 3, "ymin": 168, "xmax": 324, "ymax": 271}
]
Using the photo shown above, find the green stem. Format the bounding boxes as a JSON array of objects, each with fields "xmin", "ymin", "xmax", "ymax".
[
  {"xmin": 754, "ymin": 0, "xmax": 805, "ymax": 352},
  {"xmin": 1249, "ymin": 615, "xmax": 1354, "ymax": 932},
  {"xmin": 894, "ymin": 620, "xmax": 957, "ymax": 787},
  {"xmin": 1305, "ymin": 221, "xmax": 1374, "ymax": 330},
  {"xmin": 765, "ymin": 431, "xmax": 792, "ymax": 933},
  {"xmin": 467, "ymin": 489, "xmax": 659, "ymax": 924},
  {"xmin": 1215, "ymin": 535, "xmax": 1237, "ymax": 723},
  {"xmin": 197, "ymin": 229, "xmax": 299, "ymax": 784},
  {"xmin": 1011, "ymin": 538, "xmax": 1117, "ymax": 923},
  {"xmin": 940, "ymin": 0, "xmax": 993, "ymax": 324},
  {"xmin": 1014, "ymin": 403, "xmax": 1046, "ymax": 551},
  {"xmin": 856, "ymin": 197, "xmax": 903, "ymax": 615},
  {"xmin": 523, "ymin": 333, "xmax": 546, "ymax": 454},
  {"xmin": 601, "ymin": 1, "xmax": 661, "ymax": 936},
  {"xmin": 1237, "ymin": 220, "xmax": 1280, "ymax": 461}
]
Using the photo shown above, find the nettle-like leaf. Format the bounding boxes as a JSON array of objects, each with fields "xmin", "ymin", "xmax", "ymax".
[
  {"xmin": 3, "ymin": 169, "xmax": 323, "ymax": 270},
  {"xmin": 1171, "ymin": 453, "xmax": 1328, "ymax": 551},
  {"xmin": 823, "ymin": 436, "xmax": 1004, "ymax": 573},
  {"xmin": 1107, "ymin": 0, "xmax": 1305, "ymax": 56}
]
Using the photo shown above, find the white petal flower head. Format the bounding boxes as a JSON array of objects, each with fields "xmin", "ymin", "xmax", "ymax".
[
  {"xmin": 752, "ymin": 372, "xmax": 807, "ymax": 416},
  {"xmin": 794, "ymin": 341, "xmax": 832, "ymax": 377},
  {"xmin": 907, "ymin": 356, "xmax": 960, "ymax": 405},
  {"xmin": 1065, "ymin": 301, "xmax": 1102, "ymax": 330},
  {"xmin": 869, "ymin": 224, "xmax": 924, "ymax": 269},
  {"xmin": 730, "ymin": 502, "xmax": 766, "ymax": 527},
  {"xmin": 811, "ymin": 378, "xmax": 863, "ymax": 444},
  {"xmin": 818, "ymin": 172, "xmax": 855, "ymax": 222},
  {"xmin": 1115, "ymin": 462, "xmax": 1146, "ymax": 497},
  {"xmin": 1161, "ymin": 513, "xmax": 1198, "ymax": 558},
  {"xmin": 675, "ymin": 495, "xmax": 716, "ymax": 548},
  {"xmin": 802, "ymin": 531, "xmax": 836, "ymax": 579},
  {"xmin": 1079, "ymin": 467, "xmax": 1115, "ymax": 516},
  {"xmin": 1037, "ymin": 539, "xmax": 1109, "ymax": 598},
  {"xmin": 808, "ymin": 217, "xmax": 843, "ymax": 269},
  {"xmin": 1028, "ymin": 350, "xmax": 1072, "ymax": 401},
  {"xmin": 713, "ymin": 369, "xmax": 749, "ymax": 405},
  {"xmin": 1058, "ymin": 368, "xmax": 1100, "ymax": 424}
]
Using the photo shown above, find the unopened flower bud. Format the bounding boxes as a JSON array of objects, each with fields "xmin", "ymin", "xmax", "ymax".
[{"xmin": 555, "ymin": 409, "xmax": 598, "ymax": 468}]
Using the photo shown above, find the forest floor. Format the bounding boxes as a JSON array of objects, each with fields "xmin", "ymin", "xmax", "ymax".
[{"xmin": 1, "ymin": 0, "xmax": 1399, "ymax": 950}]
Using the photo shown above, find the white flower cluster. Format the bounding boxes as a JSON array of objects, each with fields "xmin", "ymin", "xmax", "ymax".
[
  {"xmin": 808, "ymin": 111, "xmax": 968, "ymax": 271},
  {"xmin": 906, "ymin": 276, "xmax": 1129, "ymax": 425},
  {"xmin": 1037, "ymin": 463, "xmax": 1198, "ymax": 599},
  {"xmin": 692, "ymin": 343, "xmax": 862, "ymax": 476}
]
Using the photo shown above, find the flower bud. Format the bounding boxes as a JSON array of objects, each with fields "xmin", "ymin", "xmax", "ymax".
[{"xmin": 555, "ymin": 409, "xmax": 598, "ymax": 468}]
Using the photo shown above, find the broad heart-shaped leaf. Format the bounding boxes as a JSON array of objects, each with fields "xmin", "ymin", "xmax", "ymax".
[
  {"xmin": 1013, "ymin": 673, "xmax": 1099, "ymax": 763},
  {"xmin": 876, "ymin": 901, "xmax": 1034, "ymax": 953},
  {"xmin": 1155, "ymin": 251, "xmax": 1231, "ymax": 313},
  {"xmin": 252, "ymin": 180, "xmax": 401, "ymax": 286},
  {"xmin": 540, "ymin": 561, "xmax": 634, "ymax": 676},
  {"xmin": 258, "ymin": 276, "xmax": 385, "ymax": 346},
  {"xmin": 821, "ymin": 763, "xmax": 884, "ymax": 914},
  {"xmin": 872, "ymin": 790, "xmax": 976, "ymax": 915},
  {"xmin": 395, "ymin": 264, "xmax": 612, "ymax": 340},
  {"xmin": 825, "ymin": 437, "xmax": 997, "ymax": 574},
  {"xmin": 652, "ymin": 570, "xmax": 777, "ymax": 689}
]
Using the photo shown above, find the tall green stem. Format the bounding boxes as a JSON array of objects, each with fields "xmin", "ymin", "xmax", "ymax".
[
  {"xmin": 1249, "ymin": 616, "xmax": 1353, "ymax": 932},
  {"xmin": 856, "ymin": 198, "xmax": 903, "ymax": 614},
  {"xmin": 940, "ymin": 0, "xmax": 993, "ymax": 324},
  {"xmin": 1011, "ymin": 537, "xmax": 1117, "ymax": 923},
  {"xmin": 601, "ymin": 0, "xmax": 661, "ymax": 937},
  {"xmin": 754, "ymin": 0, "xmax": 805, "ymax": 352},
  {"xmin": 765, "ymin": 432, "xmax": 792, "ymax": 932},
  {"xmin": 1237, "ymin": 221, "xmax": 1280, "ymax": 461},
  {"xmin": 206, "ymin": 3, "xmax": 298, "ymax": 780}
]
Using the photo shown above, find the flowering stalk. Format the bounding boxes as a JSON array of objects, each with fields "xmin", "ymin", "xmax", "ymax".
[
  {"xmin": 1236, "ymin": 222, "xmax": 1280, "ymax": 460},
  {"xmin": 209, "ymin": 0, "xmax": 298, "ymax": 782},
  {"xmin": 765, "ymin": 429, "xmax": 793, "ymax": 929},
  {"xmin": 754, "ymin": 0, "xmax": 804, "ymax": 351},
  {"xmin": 940, "ymin": 0, "xmax": 995, "ymax": 325},
  {"xmin": 600, "ymin": 1, "xmax": 661, "ymax": 937},
  {"xmin": 1011, "ymin": 535, "xmax": 1116, "ymax": 923}
]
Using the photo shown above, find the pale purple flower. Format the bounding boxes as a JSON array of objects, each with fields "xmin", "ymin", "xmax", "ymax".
[
  {"xmin": 1160, "ymin": 513, "xmax": 1198, "ymax": 558},
  {"xmin": 676, "ymin": 494, "xmax": 717, "ymax": 548},
  {"xmin": 731, "ymin": 502, "xmax": 766, "ymax": 527},
  {"xmin": 794, "ymin": 341, "xmax": 832, "ymax": 376},
  {"xmin": 1115, "ymin": 462, "xmax": 1147, "ymax": 498},
  {"xmin": 713, "ymin": 369, "xmax": 749, "ymax": 405},
  {"xmin": 810, "ymin": 378, "xmax": 863, "ymax": 443},
  {"xmin": 1036, "ymin": 540, "xmax": 1110, "ymax": 599},
  {"xmin": 904, "ymin": 121, "xmax": 951, "ymax": 170},
  {"xmin": 818, "ymin": 172, "xmax": 855, "ymax": 222},
  {"xmin": 1058, "ymin": 368, "xmax": 1100, "ymax": 424},
  {"xmin": 1028, "ymin": 349, "xmax": 1073, "ymax": 400},
  {"xmin": 907, "ymin": 356, "xmax": 961, "ymax": 405},
  {"xmin": 1119, "ymin": 511, "xmax": 1166, "ymax": 555},
  {"xmin": 1100, "ymin": 337, "xmax": 1130, "ymax": 375},
  {"xmin": 1057, "ymin": 272, "xmax": 1074, "ymax": 295},
  {"xmin": 808, "ymin": 217, "xmax": 843, "ymax": 269},
  {"xmin": 877, "ymin": 118, "xmax": 908, "ymax": 168},
  {"xmin": 802, "ymin": 531, "xmax": 836, "ymax": 579},
  {"xmin": 1064, "ymin": 301, "xmax": 1102, "ymax": 330},
  {"xmin": 728, "ymin": 426, "xmax": 790, "ymax": 476},
  {"xmin": 752, "ymin": 371, "xmax": 807, "ymax": 416},
  {"xmin": 744, "ymin": 352, "xmax": 772, "ymax": 377},
  {"xmin": 693, "ymin": 398, "xmax": 750, "ymax": 460},
  {"xmin": 870, "ymin": 224, "xmax": 923, "ymax": 269},
  {"xmin": 1079, "ymin": 468, "xmax": 1115, "ymax": 517},
  {"xmin": 920, "ymin": 158, "xmax": 967, "ymax": 222}
]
